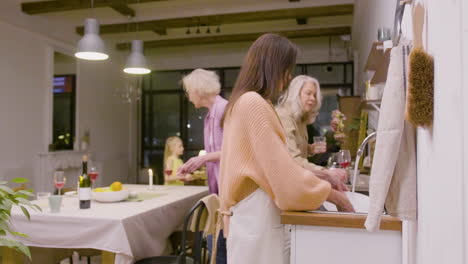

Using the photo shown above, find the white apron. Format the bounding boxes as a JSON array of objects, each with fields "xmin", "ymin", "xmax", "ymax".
[{"xmin": 226, "ymin": 188, "xmax": 288, "ymax": 264}]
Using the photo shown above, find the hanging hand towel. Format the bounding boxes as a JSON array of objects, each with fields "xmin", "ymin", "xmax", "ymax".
[{"xmin": 365, "ymin": 43, "xmax": 417, "ymax": 232}]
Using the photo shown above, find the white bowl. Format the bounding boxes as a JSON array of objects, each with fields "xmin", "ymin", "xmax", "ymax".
[
  {"xmin": 323, "ymin": 191, "xmax": 369, "ymax": 214},
  {"xmin": 92, "ymin": 189, "xmax": 129, "ymax": 203}
]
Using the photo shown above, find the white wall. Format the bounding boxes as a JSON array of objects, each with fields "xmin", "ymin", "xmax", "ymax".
[
  {"xmin": 0, "ymin": 21, "xmax": 49, "ymax": 189},
  {"xmin": 352, "ymin": 0, "xmax": 396, "ymax": 94},
  {"xmin": 463, "ymin": 1, "xmax": 468, "ymax": 262},
  {"xmin": 353, "ymin": 0, "xmax": 467, "ymax": 263},
  {"xmin": 76, "ymin": 52, "xmax": 132, "ymax": 186},
  {"xmin": 0, "ymin": 22, "xmax": 130, "ymax": 190},
  {"xmin": 54, "ymin": 54, "xmax": 76, "ymax": 75},
  {"xmin": 417, "ymin": 1, "xmax": 465, "ymax": 263}
]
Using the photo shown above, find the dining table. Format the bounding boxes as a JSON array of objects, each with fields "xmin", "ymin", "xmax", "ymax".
[{"xmin": 1, "ymin": 184, "xmax": 209, "ymax": 264}]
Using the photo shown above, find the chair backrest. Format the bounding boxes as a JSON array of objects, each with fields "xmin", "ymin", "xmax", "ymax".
[{"xmin": 179, "ymin": 201, "xmax": 206, "ymax": 264}]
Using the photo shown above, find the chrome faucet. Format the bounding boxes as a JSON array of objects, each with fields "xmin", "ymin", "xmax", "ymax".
[{"xmin": 351, "ymin": 132, "xmax": 377, "ymax": 193}]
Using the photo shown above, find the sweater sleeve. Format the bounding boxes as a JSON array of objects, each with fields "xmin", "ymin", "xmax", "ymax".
[
  {"xmin": 236, "ymin": 93, "xmax": 331, "ymax": 211},
  {"xmin": 280, "ymin": 114, "xmax": 326, "ymax": 172}
]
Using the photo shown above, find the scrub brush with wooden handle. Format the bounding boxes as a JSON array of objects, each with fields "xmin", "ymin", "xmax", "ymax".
[{"xmin": 406, "ymin": 3, "xmax": 434, "ymax": 127}]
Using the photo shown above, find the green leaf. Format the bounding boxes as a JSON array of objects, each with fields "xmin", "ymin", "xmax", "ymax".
[
  {"xmin": 15, "ymin": 197, "xmax": 32, "ymax": 206},
  {"xmin": 0, "ymin": 212, "xmax": 9, "ymax": 222},
  {"xmin": 0, "ymin": 237, "xmax": 31, "ymax": 259},
  {"xmin": 13, "ymin": 194, "xmax": 29, "ymax": 200},
  {"xmin": 0, "ymin": 203, "xmax": 10, "ymax": 211},
  {"xmin": 0, "ymin": 221, "xmax": 12, "ymax": 234},
  {"xmin": 11, "ymin": 178, "xmax": 29, "ymax": 184},
  {"xmin": 0, "ymin": 229, "xmax": 6, "ymax": 236},
  {"xmin": 30, "ymin": 204, "xmax": 42, "ymax": 212},
  {"xmin": 17, "ymin": 190, "xmax": 33, "ymax": 197},
  {"xmin": 19, "ymin": 206, "xmax": 30, "ymax": 221},
  {"xmin": 11, "ymin": 231, "xmax": 28, "ymax": 238},
  {"xmin": 0, "ymin": 185, "xmax": 14, "ymax": 195}
]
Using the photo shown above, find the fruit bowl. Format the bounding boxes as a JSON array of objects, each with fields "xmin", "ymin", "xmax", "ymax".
[{"xmin": 92, "ymin": 188, "xmax": 129, "ymax": 203}]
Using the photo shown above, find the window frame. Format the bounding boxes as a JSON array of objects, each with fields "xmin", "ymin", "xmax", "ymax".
[{"xmin": 51, "ymin": 74, "xmax": 76, "ymax": 151}]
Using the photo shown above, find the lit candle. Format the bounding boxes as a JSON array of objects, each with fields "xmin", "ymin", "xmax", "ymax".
[{"xmin": 148, "ymin": 169, "xmax": 153, "ymax": 190}]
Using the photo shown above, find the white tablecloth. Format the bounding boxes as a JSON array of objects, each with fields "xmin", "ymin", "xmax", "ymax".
[{"xmin": 9, "ymin": 185, "xmax": 209, "ymax": 264}]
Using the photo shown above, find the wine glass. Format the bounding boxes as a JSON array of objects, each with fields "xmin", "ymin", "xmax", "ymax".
[
  {"xmin": 89, "ymin": 167, "xmax": 99, "ymax": 185},
  {"xmin": 164, "ymin": 167, "xmax": 173, "ymax": 178},
  {"xmin": 337, "ymin": 150, "xmax": 351, "ymax": 169},
  {"xmin": 54, "ymin": 170, "xmax": 66, "ymax": 195},
  {"xmin": 327, "ymin": 153, "xmax": 339, "ymax": 168}
]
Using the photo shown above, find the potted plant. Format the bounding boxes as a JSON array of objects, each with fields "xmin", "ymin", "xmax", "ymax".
[{"xmin": 0, "ymin": 178, "xmax": 41, "ymax": 259}]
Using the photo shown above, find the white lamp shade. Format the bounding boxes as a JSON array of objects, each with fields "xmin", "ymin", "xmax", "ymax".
[
  {"xmin": 75, "ymin": 18, "xmax": 109, "ymax": 61},
  {"xmin": 123, "ymin": 40, "xmax": 151, "ymax": 74}
]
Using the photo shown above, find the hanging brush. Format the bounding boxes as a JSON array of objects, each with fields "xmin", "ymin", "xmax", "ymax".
[{"xmin": 406, "ymin": 2, "xmax": 433, "ymax": 127}]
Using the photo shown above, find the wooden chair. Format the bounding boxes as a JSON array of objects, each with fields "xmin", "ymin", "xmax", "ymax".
[{"xmin": 135, "ymin": 201, "xmax": 206, "ymax": 264}]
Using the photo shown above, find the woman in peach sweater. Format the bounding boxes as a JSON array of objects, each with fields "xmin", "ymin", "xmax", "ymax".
[{"xmin": 219, "ymin": 33, "xmax": 354, "ymax": 264}]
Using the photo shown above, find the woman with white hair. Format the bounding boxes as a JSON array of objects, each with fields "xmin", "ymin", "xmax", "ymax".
[
  {"xmin": 276, "ymin": 75, "xmax": 348, "ymax": 191},
  {"xmin": 176, "ymin": 68, "xmax": 227, "ymax": 264}
]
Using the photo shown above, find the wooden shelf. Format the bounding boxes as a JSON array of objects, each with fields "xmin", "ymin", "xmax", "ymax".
[
  {"xmin": 365, "ymin": 41, "xmax": 391, "ymax": 84},
  {"xmin": 281, "ymin": 211, "xmax": 402, "ymax": 231}
]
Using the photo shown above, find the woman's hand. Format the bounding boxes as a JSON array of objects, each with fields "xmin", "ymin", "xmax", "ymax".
[
  {"xmin": 177, "ymin": 173, "xmax": 194, "ymax": 182},
  {"xmin": 308, "ymin": 143, "xmax": 326, "ymax": 154},
  {"xmin": 325, "ymin": 169, "xmax": 349, "ymax": 192},
  {"xmin": 328, "ymin": 168, "xmax": 349, "ymax": 183},
  {"xmin": 177, "ymin": 156, "xmax": 206, "ymax": 175},
  {"xmin": 326, "ymin": 189, "xmax": 355, "ymax": 213}
]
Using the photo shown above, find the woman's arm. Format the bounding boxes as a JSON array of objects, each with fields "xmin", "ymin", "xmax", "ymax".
[
  {"xmin": 176, "ymin": 151, "xmax": 221, "ymax": 176},
  {"xmin": 280, "ymin": 115, "xmax": 326, "ymax": 171},
  {"xmin": 236, "ymin": 93, "xmax": 353, "ymax": 212},
  {"xmin": 279, "ymin": 113, "xmax": 348, "ymax": 191}
]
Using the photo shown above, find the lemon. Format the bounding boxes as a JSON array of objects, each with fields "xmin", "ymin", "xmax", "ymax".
[{"xmin": 110, "ymin": 181, "xmax": 122, "ymax": 191}]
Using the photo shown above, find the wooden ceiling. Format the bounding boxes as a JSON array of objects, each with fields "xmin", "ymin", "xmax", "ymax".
[
  {"xmin": 116, "ymin": 26, "xmax": 351, "ymax": 50},
  {"xmin": 21, "ymin": 0, "xmax": 169, "ymax": 16},
  {"xmin": 21, "ymin": 1, "xmax": 354, "ymax": 50},
  {"xmin": 75, "ymin": 4, "xmax": 353, "ymax": 35}
]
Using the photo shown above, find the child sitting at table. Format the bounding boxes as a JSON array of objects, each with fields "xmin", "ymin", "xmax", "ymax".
[{"xmin": 163, "ymin": 136, "xmax": 185, "ymax": 185}]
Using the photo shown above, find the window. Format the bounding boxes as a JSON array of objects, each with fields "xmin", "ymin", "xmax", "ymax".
[
  {"xmin": 141, "ymin": 63, "xmax": 353, "ymax": 183},
  {"xmin": 52, "ymin": 75, "xmax": 76, "ymax": 150},
  {"xmin": 52, "ymin": 52, "xmax": 76, "ymax": 151}
]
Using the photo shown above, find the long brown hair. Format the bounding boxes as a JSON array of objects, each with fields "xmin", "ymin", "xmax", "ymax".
[{"xmin": 221, "ymin": 33, "xmax": 298, "ymax": 126}]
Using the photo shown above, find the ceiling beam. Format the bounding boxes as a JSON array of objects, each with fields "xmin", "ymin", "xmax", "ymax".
[
  {"xmin": 296, "ymin": 18, "xmax": 307, "ymax": 25},
  {"xmin": 152, "ymin": 28, "xmax": 167, "ymax": 35},
  {"xmin": 109, "ymin": 1, "xmax": 135, "ymax": 17},
  {"xmin": 21, "ymin": 0, "xmax": 169, "ymax": 15},
  {"xmin": 77, "ymin": 4, "xmax": 353, "ymax": 35},
  {"xmin": 116, "ymin": 26, "xmax": 351, "ymax": 50}
]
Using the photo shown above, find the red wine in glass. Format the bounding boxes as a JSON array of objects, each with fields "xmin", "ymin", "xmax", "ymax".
[
  {"xmin": 54, "ymin": 170, "xmax": 66, "ymax": 195},
  {"xmin": 89, "ymin": 172, "xmax": 98, "ymax": 182},
  {"xmin": 339, "ymin": 161, "xmax": 351, "ymax": 168},
  {"xmin": 338, "ymin": 150, "xmax": 351, "ymax": 169},
  {"xmin": 165, "ymin": 169, "xmax": 173, "ymax": 176},
  {"xmin": 54, "ymin": 181, "xmax": 65, "ymax": 189}
]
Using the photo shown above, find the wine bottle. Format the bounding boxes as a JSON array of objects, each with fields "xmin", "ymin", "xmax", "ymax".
[{"xmin": 78, "ymin": 155, "xmax": 91, "ymax": 209}]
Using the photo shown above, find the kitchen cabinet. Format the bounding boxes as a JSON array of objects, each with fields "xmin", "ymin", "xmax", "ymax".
[{"xmin": 282, "ymin": 212, "xmax": 402, "ymax": 264}]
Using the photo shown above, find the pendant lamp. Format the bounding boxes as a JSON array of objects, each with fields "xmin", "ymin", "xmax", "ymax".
[
  {"xmin": 75, "ymin": 18, "xmax": 109, "ymax": 61},
  {"xmin": 123, "ymin": 40, "xmax": 151, "ymax": 74}
]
